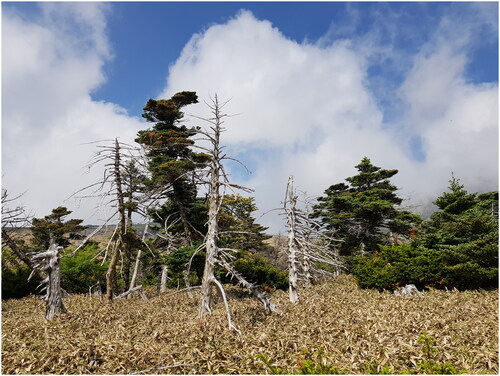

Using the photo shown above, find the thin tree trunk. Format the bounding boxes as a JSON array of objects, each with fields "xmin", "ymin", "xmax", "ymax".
[
  {"xmin": 106, "ymin": 139, "xmax": 127, "ymax": 301},
  {"xmin": 198, "ymin": 97, "xmax": 223, "ymax": 319},
  {"xmin": 302, "ymin": 253, "xmax": 312, "ymax": 288},
  {"xmin": 160, "ymin": 265, "xmax": 168, "ymax": 293},
  {"xmin": 286, "ymin": 176, "xmax": 300, "ymax": 303},
  {"xmin": 129, "ymin": 248, "xmax": 142, "ymax": 290}
]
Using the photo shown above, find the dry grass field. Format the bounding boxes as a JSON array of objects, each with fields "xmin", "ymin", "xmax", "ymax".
[{"xmin": 2, "ymin": 275, "xmax": 498, "ymax": 374}]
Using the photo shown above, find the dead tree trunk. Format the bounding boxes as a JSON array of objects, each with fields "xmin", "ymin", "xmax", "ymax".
[
  {"xmin": 302, "ymin": 253, "xmax": 312, "ymax": 288},
  {"xmin": 106, "ymin": 138, "xmax": 127, "ymax": 301},
  {"xmin": 30, "ymin": 242, "xmax": 66, "ymax": 320},
  {"xmin": 193, "ymin": 94, "xmax": 279, "ymax": 331},
  {"xmin": 198, "ymin": 99, "xmax": 223, "ymax": 318},
  {"xmin": 282, "ymin": 178, "xmax": 345, "ymax": 301},
  {"xmin": 160, "ymin": 265, "xmax": 169, "ymax": 293},
  {"xmin": 285, "ymin": 176, "xmax": 300, "ymax": 303}
]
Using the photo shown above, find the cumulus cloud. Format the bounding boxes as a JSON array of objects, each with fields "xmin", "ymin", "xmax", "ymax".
[
  {"xmin": 3, "ymin": 5, "xmax": 496, "ymax": 234},
  {"xmin": 161, "ymin": 9, "xmax": 497, "ymax": 232},
  {"xmin": 2, "ymin": 3, "xmax": 143, "ymax": 222}
]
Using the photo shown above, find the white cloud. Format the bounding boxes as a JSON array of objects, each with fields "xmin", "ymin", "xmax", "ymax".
[
  {"xmin": 2, "ymin": 4, "xmax": 143, "ymax": 223},
  {"xmin": 3, "ymin": 5, "xmax": 496, "ymax": 235},
  {"xmin": 161, "ymin": 9, "xmax": 498, "ymax": 233}
]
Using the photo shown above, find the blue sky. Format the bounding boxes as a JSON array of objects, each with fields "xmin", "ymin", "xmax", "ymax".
[{"xmin": 2, "ymin": 2, "xmax": 498, "ymax": 232}]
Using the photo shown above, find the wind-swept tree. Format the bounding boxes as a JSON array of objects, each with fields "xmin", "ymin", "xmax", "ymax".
[
  {"xmin": 313, "ymin": 157, "xmax": 421, "ymax": 256},
  {"xmin": 136, "ymin": 91, "xmax": 209, "ymax": 243},
  {"xmin": 31, "ymin": 206, "xmax": 86, "ymax": 250}
]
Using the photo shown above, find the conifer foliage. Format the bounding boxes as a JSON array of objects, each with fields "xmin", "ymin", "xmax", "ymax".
[
  {"xmin": 418, "ymin": 177, "xmax": 498, "ymax": 289},
  {"xmin": 313, "ymin": 157, "xmax": 420, "ymax": 256},
  {"xmin": 136, "ymin": 92, "xmax": 209, "ymax": 242},
  {"xmin": 31, "ymin": 207, "xmax": 86, "ymax": 250},
  {"xmin": 350, "ymin": 176, "xmax": 498, "ymax": 291}
]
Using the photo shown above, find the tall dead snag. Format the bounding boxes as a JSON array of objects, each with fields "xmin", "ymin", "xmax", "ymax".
[
  {"xmin": 197, "ymin": 94, "xmax": 229, "ymax": 320},
  {"xmin": 284, "ymin": 176, "xmax": 300, "ymax": 303},
  {"xmin": 194, "ymin": 95, "xmax": 278, "ymax": 331},
  {"xmin": 30, "ymin": 240, "xmax": 66, "ymax": 319},
  {"xmin": 70, "ymin": 138, "xmax": 146, "ymax": 301},
  {"xmin": 283, "ymin": 176, "xmax": 344, "ymax": 303},
  {"xmin": 105, "ymin": 138, "xmax": 127, "ymax": 301}
]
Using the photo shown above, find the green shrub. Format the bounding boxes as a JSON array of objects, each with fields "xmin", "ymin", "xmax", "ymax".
[
  {"xmin": 60, "ymin": 244, "xmax": 108, "ymax": 294},
  {"xmin": 227, "ymin": 250, "xmax": 288, "ymax": 290},
  {"xmin": 349, "ymin": 243, "xmax": 445, "ymax": 290},
  {"xmin": 162, "ymin": 246, "xmax": 288, "ymax": 291},
  {"xmin": 1, "ymin": 264, "xmax": 41, "ymax": 299},
  {"xmin": 164, "ymin": 245, "xmax": 205, "ymax": 288}
]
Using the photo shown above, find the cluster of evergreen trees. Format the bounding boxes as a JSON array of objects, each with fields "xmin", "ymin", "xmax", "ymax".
[
  {"xmin": 314, "ymin": 161, "xmax": 498, "ymax": 291},
  {"xmin": 2, "ymin": 91, "xmax": 498, "ymax": 299}
]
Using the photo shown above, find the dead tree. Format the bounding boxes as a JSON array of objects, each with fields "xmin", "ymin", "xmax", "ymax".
[
  {"xmin": 70, "ymin": 139, "xmax": 146, "ymax": 301},
  {"xmin": 29, "ymin": 240, "xmax": 66, "ymax": 319},
  {"xmin": 284, "ymin": 176, "xmax": 300, "ymax": 303},
  {"xmin": 282, "ymin": 176, "xmax": 344, "ymax": 303},
  {"xmin": 192, "ymin": 95, "xmax": 278, "ymax": 332},
  {"xmin": 155, "ymin": 214, "xmax": 181, "ymax": 293},
  {"xmin": 102, "ymin": 139, "xmax": 127, "ymax": 300}
]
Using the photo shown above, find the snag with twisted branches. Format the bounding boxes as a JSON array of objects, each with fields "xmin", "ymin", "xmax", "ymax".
[
  {"xmin": 187, "ymin": 94, "xmax": 279, "ymax": 333},
  {"xmin": 282, "ymin": 176, "xmax": 345, "ymax": 303}
]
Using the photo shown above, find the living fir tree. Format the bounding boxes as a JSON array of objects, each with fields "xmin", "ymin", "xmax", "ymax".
[
  {"xmin": 31, "ymin": 207, "xmax": 85, "ymax": 250},
  {"xmin": 313, "ymin": 157, "xmax": 420, "ymax": 256},
  {"xmin": 218, "ymin": 194, "xmax": 271, "ymax": 251},
  {"xmin": 136, "ymin": 91, "xmax": 209, "ymax": 242},
  {"xmin": 418, "ymin": 176, "xmax": 498, "ymax": 289}
]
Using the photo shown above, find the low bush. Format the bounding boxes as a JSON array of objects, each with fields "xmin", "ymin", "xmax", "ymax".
[
  {"xmin": 349, "ymin": 243, "xmax": 445, "ymax": 290},
  {"xmin": 162, "ymin": 246, "xmax": 288, "ymax": 291},
  {"xmin": 1, "ymin": 264, "xmax": 41, "ymax": 299},
  {"xmin": 60, "ymin": 244, "xmax": 108, "ymax": 294},
  {"xmin": 164, "ymin": 245, "xmax": 205, "ymax": 288}
]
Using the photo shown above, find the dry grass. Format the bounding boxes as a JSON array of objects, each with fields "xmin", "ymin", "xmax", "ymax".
[{"xmin": 2, "ymin": 275, "xmax": 498, "ymax": 374}]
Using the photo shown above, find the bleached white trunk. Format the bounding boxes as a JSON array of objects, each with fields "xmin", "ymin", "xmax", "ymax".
[
  {"xmin": 302, "ymin": 253, "xmax": 312, "ymax": 288},
  {"xmin": 198, "ymin": 166, "xmax": 219, "ymax": 317},
  {"xmin": 286, "ymin": 176, "xmax": 300, "ymax": 303},
  {"xmin": 160, "ymin": 264, "xmax": 168, "ymax": 293},
  {"xmin": 31, "ymin": 242, "xmax": 66, "ymax": 320},
  {"xmin": 129, "ymin": 248, "xmax": 141, "ymax": 290},
  {"xmin": 198, "ymin": 98, "xmax": 222, "ymax": 319}
]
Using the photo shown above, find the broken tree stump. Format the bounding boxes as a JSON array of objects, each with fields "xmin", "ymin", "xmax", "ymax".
[{"xmin": 30, "ymin": 241, "xmax": 67, "ymax": 319}]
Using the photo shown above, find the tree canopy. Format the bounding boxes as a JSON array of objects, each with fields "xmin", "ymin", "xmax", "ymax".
[
  {"xmin": 313, "ymin": 157, "xmax": 420, "ymax": 256},
  {"xmin": 31, "ymin": 206, "xmax": 85, "ymax": 250},
  {"xmin": 136, "ymin": 91, "xmax": 209, "ymax": 241},
  {"xmin": 350, "ymin": 176, "xmax": 498, "ymax": 290}
]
